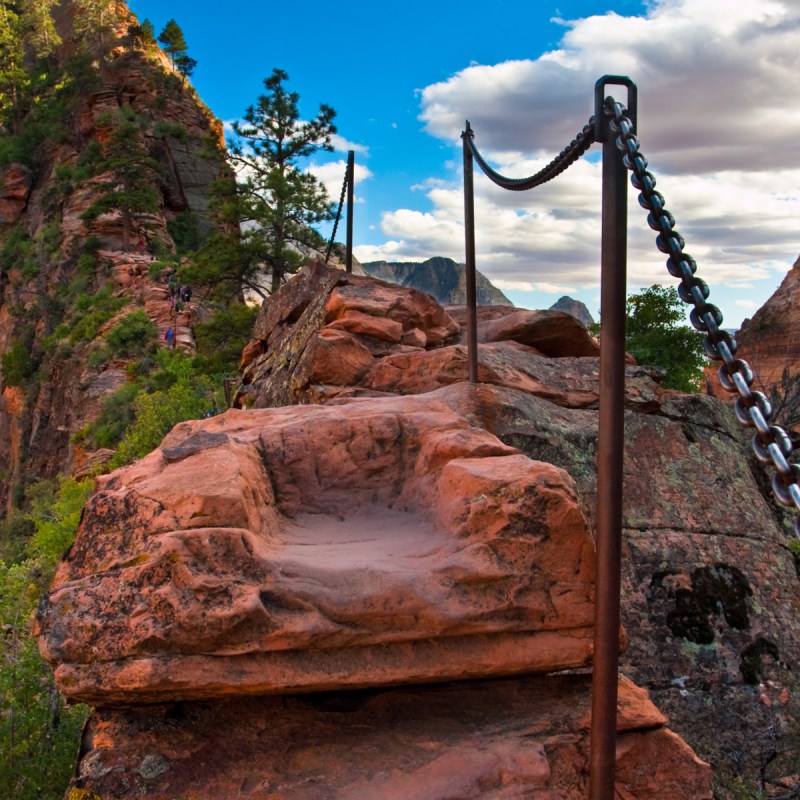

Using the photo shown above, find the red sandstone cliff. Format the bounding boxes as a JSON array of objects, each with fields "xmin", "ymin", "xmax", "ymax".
[{"xmin": 0, "ymin": 2, "xmax": 229, "ymax": 510}]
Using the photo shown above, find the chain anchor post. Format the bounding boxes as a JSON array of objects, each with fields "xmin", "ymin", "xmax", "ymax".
[
  {"xmin": 345, "ymin": 150, "xmax": 354, "ymax": 273},
  {"xmin": 462, "ymin": 121, "xmax": 479, "ymax": 384},
  {"xmin": 589, "ymin": 75, "xmax": 636, "ymax": 800}
]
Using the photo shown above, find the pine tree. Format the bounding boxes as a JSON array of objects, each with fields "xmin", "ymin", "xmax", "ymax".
[
  {"xmin": 227, "ymin": 68, "xmax": 337, "ymax": 294},
  {"xmin": 82, "ymin": 111, "xmax": 161, "ymax": 250},
  {"xmin": 0, "ymin": 2, "xmax": 26, "ymax": 130},
  {"xmin": 157, "ymin": 18, "xmax": 187, "ymax": 70},
  {"xmin": 18, "ymin": 0, "xmax": 60, "ymax": 60}
]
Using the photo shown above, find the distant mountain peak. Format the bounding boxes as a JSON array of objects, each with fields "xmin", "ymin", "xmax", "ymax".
[{"xmin": 360, "ymin": 257, "xmax": 512, "ymax": 307}]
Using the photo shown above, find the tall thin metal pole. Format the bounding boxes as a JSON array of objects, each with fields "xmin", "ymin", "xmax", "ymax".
[
  {"xmin": 461, "ymin": 122, "xmax": 479, "ymax": 384},
  {"xmin": 589, "ymin": 83, "xmax": 629, "ymax": 800},
  {"xmin": 345, "ymin": 150, "xmax": 354, "ymax": 274}
]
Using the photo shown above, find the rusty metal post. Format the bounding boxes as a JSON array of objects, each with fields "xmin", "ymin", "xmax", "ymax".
[
  {"xmin": 589, "ymin": 76, "xmax": 634, "ymax": 800},
  {"xmin": 461, "ymin": 122, "xmax": 479, "ymax": 383},
  {"xmin": 345, "ymin": 150, "xmax": 354, "ymax": 274}
]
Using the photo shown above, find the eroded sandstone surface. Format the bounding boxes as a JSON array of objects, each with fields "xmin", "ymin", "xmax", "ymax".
[
  {"xmin": 41, "ymin": 262, "xmax": 800, "ymax": 797},
  {"xmin": 39, "ymin": 394, "xmax": 597, "ymax": 704}
]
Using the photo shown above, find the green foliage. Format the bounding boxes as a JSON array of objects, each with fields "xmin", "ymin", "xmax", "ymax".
[
  {"xmin": 0, "ymin": 511, "xmax": 34, "ymax": 565},
  {"xmin": 78, "ymin": 381, "xmax": 140, "ymax": 450},
  {"xmin": 81, "ymin": 111, "xmax": 161, "ymax": 249},
  {"xmin": 167, "ymin": 210, "xmax": 202, "ymax": 254},
  {"xmin": 0, "ymin": 476, "xmax": 93, "ymax": 799},
  {"xmin": 153, "ymin": 120, "xmax": 187, "ymax": 141},
  {"xmin": 2, "ymin": 327, "xmax": 38, "ymax": 387},
  {"xmin": 624, "ymin": 284, "xmax": 707, "ymax": 392},
  {"xmin": 157, "ymin": 19, "xmax": 188, "ymax": 69},
  {"xmin": 193, "ymin": 303, "xmax": 258, "ymax": 377},
  {"xmin": 67, "ymin": 288, "xmax": 126, "ymax": 343},
  {"xmin": 109, "ymin": 351, "xmax": 219, "ymax": 467},
  {"xmin": 104, "ymin": 310, "xmax": 157, "ymax": 357},
  {"xmin": 224, "ymin": 68, "xmax": 337, "ymax": 295}
]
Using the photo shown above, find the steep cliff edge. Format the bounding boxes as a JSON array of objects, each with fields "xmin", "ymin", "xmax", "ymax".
[{"xmin": 0, "ymin": 2, "xmax": 229, "ymax": 510}]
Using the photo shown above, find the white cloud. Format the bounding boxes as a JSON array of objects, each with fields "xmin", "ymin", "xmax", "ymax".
[
  {"xmin": 309, "ymin": 160, "xmax": 373, "ymax": 205},
  {"xmin": 363, "ymin": 0, "xmax": 800, "ymax": 325},
  {"xmin": 330, "ymin": 134, "xmax": 369, "ymax": 154}
]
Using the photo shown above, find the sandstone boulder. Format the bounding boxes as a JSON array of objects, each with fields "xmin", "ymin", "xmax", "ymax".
[{"xmin": 38, "ymin": 393, "xmax": 598, "ymax": 704}]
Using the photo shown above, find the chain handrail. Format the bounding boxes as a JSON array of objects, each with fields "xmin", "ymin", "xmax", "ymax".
[
  {"xmin": 463, "ymin": 119, "xmax": 596, "ymax": 190},
  {"xmin": 602, "ymin": 97, "xmax": 800, "ymax": 536},
  {"xmin": 325, "ymin": 164, "xmax": 349, "ymax": 263}
]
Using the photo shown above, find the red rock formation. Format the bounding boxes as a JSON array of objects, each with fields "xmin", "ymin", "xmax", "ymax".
[
  {"xmin": 233, "ymin": 265, "xmax": 800, "ymax": 787},
  {"xmin": 707, "ymin": 254, "xmax": 800, "ymax": 396},
  {"xmin": 69, "ymin": 674, "xmax": 711, "ymax": 800},
  {"xmin": 38, "ymin": 394, "xmax": 598, "ymax": 704},
  {"xmin": 0, "ymin": 163, "xmax": 32, "ymax": 225},
  {"xmin": 38, "ymin": 265, "xmax": 738, "ymax": 798}
]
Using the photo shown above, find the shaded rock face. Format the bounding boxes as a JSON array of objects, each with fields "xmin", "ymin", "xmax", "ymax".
[
  {"xmin": 234, "ymin": 266, "xmax": 800, "ymax": 782},
  {"xmin": 707, "ymin": 254, "xmax": 800, "ymax": 395},
  {"xmin": 70, "ymin": 675, "xmax": 711, "ymax": 800},
  {"xmin": 361, "ymin": 256, "xmax": 512, "ymax": 306},
  {"xmin": 0, "ymin": 163, "xmax": 32, "ymax": 225}
]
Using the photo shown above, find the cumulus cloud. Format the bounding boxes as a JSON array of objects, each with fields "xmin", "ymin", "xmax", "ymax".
[
  {"xmin": 309, "ymin": 160, "xmax": 374, "ymax": 205},
  {"xmin": 360, "ymin": 0, "xmax": 800, "ymax": 316}
]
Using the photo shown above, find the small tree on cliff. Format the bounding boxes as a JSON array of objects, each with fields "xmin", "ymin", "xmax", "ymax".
[
  {"xmin": 157, "ymin": 18, "xmax": 187, "ymax": 70},
  {"xmin": 227, "ymin": 67, "xmax": 337, "ymax": 294},
  {"xmin": 81, "ymin": 111, "xmax": 161, "ymax": 250}
]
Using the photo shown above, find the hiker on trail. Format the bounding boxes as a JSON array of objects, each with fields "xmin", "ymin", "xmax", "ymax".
[
  {"xmin": 165, "ymin": 327, "xmax": 174, "ymax": 348},
  {"xmin": 175, "ymin": 299, "xmax": 184, "ymax": 314},
  {"xmin": 181, "ymin": 285, "xmax": 192, "ymax": 303}
]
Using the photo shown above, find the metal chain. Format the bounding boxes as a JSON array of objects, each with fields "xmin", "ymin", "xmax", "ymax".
[
  {"xmin": 464, "ymin": 119, "xmax": 596, "ymax": 191},
  {"xmin": 325, "ymin": 166, "xmax": 349, "ymax": 263},
  {"xmin": 603, "ymin": 97, "xmax": 800, "ymax": 537}
]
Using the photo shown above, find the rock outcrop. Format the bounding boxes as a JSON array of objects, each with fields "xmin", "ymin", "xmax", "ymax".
[
  {"xmin": 39, "ymin": 393, "xmax": 598, "ymax": 704},
  {"xmin": 706, "ymin": 254, "xmax": 800, "ymax": 395},
  {"xmin": 69, "ymin": 675, "xmax": 711, "ymax": 799},
  {"xmin": 40, "ymin": 263, "xmax": 733, "ymax": 798},
  {"xmin": 232, "ymin": 264, "xmax": 799, "ymax": 787},
  {"xmin": 361, "ymin": 256, "xmax": 512, "ymax": 306}
]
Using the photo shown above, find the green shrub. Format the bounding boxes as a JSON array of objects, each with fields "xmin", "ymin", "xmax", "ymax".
[
  {"xmin": 81, "ymin": 381, "xmax": 140, "ymax": 449},
  {"xmin": 105, "ymin": 310, "xmax": 157, "ymax": 357},
  {"xmin": 0, "ymin": 476, "xmax": 93, "ymax": 799},
  {"xmin": 2, "ymin": 330, "xmax": 38, "ymax": 387},
  {"xmin": 110, "ymin": 351, "xmax": 219, "ymax": 467}
]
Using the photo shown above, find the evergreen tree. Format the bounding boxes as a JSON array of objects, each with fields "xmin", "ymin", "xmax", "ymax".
[
  {"xmin": 0, "ymin": 2, "xmax": 26, "ymax": 130},
  {"xmin": 81, "ymin": 111, "xmax": 161, "ymax": 250},
  {"xmin": 174, "ymin": 52, "xmax": 197, "ymax": 90},
  {"xmin": 73, "ymin": 0, "xmax": 113, "ymax": 47},
  {"xmin": 157, "ymin": 18, "xmax": 187, "ymax": 70},
  {"xmin": 227, "ymin": 68, "xmax": 337, "ymax": 294},
  {"xmin": 19, "ymin": 0, "xmax": 60, "ymax": 60}
]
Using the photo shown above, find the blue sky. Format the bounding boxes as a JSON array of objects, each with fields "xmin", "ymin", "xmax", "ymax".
[{"xmin": 126, "ymin": 0, "xmax": 800, "ymax": 328}]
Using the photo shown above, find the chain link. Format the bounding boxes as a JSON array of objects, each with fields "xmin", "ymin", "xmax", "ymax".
[
  {"xmin": 603, "ymin": 97, "xmax": 800, "ymax": 537},
  {"xmin": 325, "ymin": 166, "xmax": 349, "ymax": 263},
  {"xmin": 464, "ymin": 119, "xmax": 596, "ymax": 191}
]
